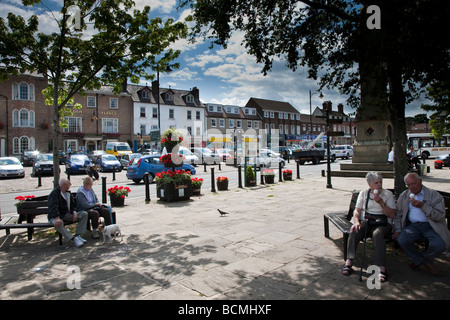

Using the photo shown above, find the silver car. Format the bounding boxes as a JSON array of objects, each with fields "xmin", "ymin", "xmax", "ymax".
[
  {"xmin": 192, "ymin": 147, "xmax": 220, "ymax": 164},
  {"xmin": 119, "ymin": 153, "xmax": 142, "ymax": 168},
  {"xmin": 0, "ymin": 157, "xmax": 25, "ymax": 178}
]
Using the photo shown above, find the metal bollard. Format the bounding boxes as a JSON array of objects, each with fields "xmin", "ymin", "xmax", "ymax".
[
  {"xmin": 260, "ymin": 168, "xmax": 265, "ymax": 185},
  {"xmin": 144, "ymin": 172, "xmax": 150, "ymax": 203},
  {"xmin": 218, "ymin": 163, "xmax": 221, "ymax": 171},
  {"xmin": 102, "ymin": 176, "xmax": 107, "ymax": 204},
  {"xmin": 37, "ymin": 169, "xmax": 42, "ymax": 187},
  {"xmin": 211, "ymin": 168, "xmax": 216, "ymax": 192},
  {"xmin": 204, "ymin": 163, "xmax": 207, "ymax": 173},
  {"xmin": 66, "ymin": 170, "xmax": 70, "ymax": 181},
  {"xmin": 278, "ymin": 162, "xmax": 283, "ymax": 182},
  {"xmin": 238, "ymin": 165, "xmax": 243, "ymax": 188},
  {"xmin": 112, "ymin": 168, "xmax": 116, "ymax": 181},
  {"xmin": 296, "ymin": 160, "xmax": 301, "ymax": 179}
]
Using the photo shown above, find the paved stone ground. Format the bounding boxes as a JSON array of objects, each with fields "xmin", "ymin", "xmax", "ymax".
[{"xmin": 0, "ymin": 165, "xmax": 449, "ymax": 302}]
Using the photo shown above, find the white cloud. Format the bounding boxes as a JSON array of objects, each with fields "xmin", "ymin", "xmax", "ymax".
[{"xmin": 133, "ymin": 0, "xmax": 175, "ymax": 13}]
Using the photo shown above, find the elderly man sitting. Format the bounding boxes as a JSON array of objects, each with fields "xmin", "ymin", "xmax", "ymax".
[
  {"xmin": 393, "ymin": 173, "xmax": 450, "ymax": 275},
  {"xmin": 48, "ymin": 178, "xmax": 88, "ymax": 247}
]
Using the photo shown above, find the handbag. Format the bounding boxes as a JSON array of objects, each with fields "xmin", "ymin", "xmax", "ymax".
[{"xmin": 364, "ymin": 189, "xmax": 388, "ymax": 227}]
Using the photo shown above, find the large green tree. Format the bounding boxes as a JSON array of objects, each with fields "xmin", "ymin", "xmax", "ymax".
[
  {"xmin": 421, "ymin": 80, "xmax": 450, "ymax": 138},
  {"xmin": 0, "ymin": 0, "xmax": 187, "ymax": 186},
  {"xmin": 181, "ymin": 0, "xmax": 449, "ymax": 195}
]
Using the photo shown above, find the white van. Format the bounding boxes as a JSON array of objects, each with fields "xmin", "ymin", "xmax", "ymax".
[{"xmin": 105, "ymin": 142, "xmax": 132, "ymax": 158}]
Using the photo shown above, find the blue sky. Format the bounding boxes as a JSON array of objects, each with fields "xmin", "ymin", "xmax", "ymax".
[{"xmin": 1, "ymin": 0, "xmax": 430, "ymax": 117}]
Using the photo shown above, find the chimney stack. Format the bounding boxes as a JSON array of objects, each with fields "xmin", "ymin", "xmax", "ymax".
[{"xmin": 322, "ymin": 101, "xmax": 332, "ymax": 113}]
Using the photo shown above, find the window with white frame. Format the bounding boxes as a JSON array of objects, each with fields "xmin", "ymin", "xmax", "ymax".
[
  {"xmin": 64, "ymin": 117, "xmax": 82, "ymax": 132},
  {"xmin": 12, "ymin": 136, "xmax": 35, "ymax": 154},
  {"xmin": 64, "ymin": 140, "xmax": 78, "ymax": 154},
  {"xmin": 296, "ymin": 114, "xmax": 300, "ymax": 120},
  {"xmin": 196, "ymin": 111, "xmax": 200, "ymax": 120},
  {"xmin": 165, "ymin": 92, "xmax": 173, "ymax": 101},
  {"xmin": 12, "ymin": 82, "xmax": 34, "ymax": 101},
  {"xmin": 152, "ymin": 107, "xmax": 158, "ymax": 118},
  {"xmin": 187, "ymin": 110, "xmax": 192, "ymax": 120},
  {"xmin": 211, "ymin": 118, "xmax": 217, "ymax": 127},
  {"xmin": 284, "ymin": 113, "xmax": 288, "ymax": 119},
  {"xmin": 278, "ymin": 112, "xmax": 283, "ymax": 119},
  {"xmin": 140, "ymin": 107, "xmax": 146, "ymax": 117},
  {"xmin": 169, "ymin": 109, "xmax": 174, "ymax": 119},
  {"xmin": 291, "ymin": 125, "xmax": 295, "ymax": 134},
  {"xmin": 219, "ymin": 119, "xmax": 225, "ymax": 127},
  {"xmin": 247, "ymin": 120, "xmax": 252, "ymax": 128},
  {"xmin": 110, "ymin": 98, "xmax": 118, "ymax": 109},
  {"xmin": 140, "ymin": 124, "xmax": 146, "ymax": 135},
  {"xmin": 102, "ymin": 118, "xmax": 118, "ymax": 133},
  {"xmin": 12, "ymin": 109, "xmax": 35, "ymax": 127},
  {"xmin": 87, "ymin": 96, "xmax": 96, "ymax": 108},
  {"xmin": 296, "ymin": 126, "xmax": 301, "ymax": 135},
  {"xmin": 229, "ymin": 119, "xmax": 235, "ymax": 128},
  {"xmin": 270, "ymin": 111, "xmax": 274, "ymax": 118},
  {"xmin": 236, "ymin": 120, "xmax": 242, "ymax": 128},
  {"xmin": 279, "ymin": 124, "xmax": 283, "ymax": 133},
  {"xmin": 254, "ymin": 121, "xmax": 259, "ymax": 129},
  {"xmin": 264, "ymin": 110, "xmax": 269, "ymax": 118}
]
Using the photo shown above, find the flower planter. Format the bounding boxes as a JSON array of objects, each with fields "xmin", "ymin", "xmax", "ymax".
[
  {"xmin": 264, "ymin": 175, "xmax": 275, "ymax": 184},
  {"xmin": 283, "ymin": 173, "xmax": 293, "ymax": 181},
  {"xmin": 110, "ymin": 195, "xmax": 125, "ymax": 207},
  {"xmin": 434, "ymin": 163, "xmax": 443, "ymax": 169},
  {"xmin": 247, "ymin": 179, "xmax": 256, "ymax": 187},
  {"xmin": 216, "ymin": 180, "xmax": 229, "ymax": 191},
  {"xmin": 192, "ymin": 188, "xmax": 201, "ymax": 195},
  {"xmin": 157, "ymin": 180, "xmax": 193, "ymax": 202}
]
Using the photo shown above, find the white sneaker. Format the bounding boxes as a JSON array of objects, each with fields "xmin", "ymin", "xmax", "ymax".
[
  {"xmin": 73, "ymin": 236, "xmax": 84, "ymax": 248},
  {"xmin": 77, "ymin": 235, "xmax": 87, "ymax": 243}
]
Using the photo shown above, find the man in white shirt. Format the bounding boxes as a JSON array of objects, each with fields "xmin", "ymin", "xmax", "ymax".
[{"xmin": 393, "ymin": 173, "xmax": 450, "ymax": 275}]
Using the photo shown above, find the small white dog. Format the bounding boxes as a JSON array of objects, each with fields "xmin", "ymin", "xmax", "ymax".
[{"xmin": 98, "ymin": 224, "xmax": 123, "ymax": 245}]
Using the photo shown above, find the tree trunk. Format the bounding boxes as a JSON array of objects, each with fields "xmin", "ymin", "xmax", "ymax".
[
  {"xmin": 387, "ymin": 63, "xmax": 408, "ymax": 198},
  {"xmin": 52, "ymin": 82, "xmax": 60, "ymax": 188}
]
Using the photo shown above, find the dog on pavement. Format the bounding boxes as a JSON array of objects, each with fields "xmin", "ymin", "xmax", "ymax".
[{"xmin": 98, "ymin": 223, "xmax": 123, "ymax": 245}]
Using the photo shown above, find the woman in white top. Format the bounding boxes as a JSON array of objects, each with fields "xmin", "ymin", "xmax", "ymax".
[{"xmin": 342, "ymin": 172, "xmax": 396, "ymax": 282}]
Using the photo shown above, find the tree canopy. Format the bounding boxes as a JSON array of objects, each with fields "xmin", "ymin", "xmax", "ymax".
[
  {"xmin": 0, "ymin": 0, "xmax": 188, "ymax": 186},
  {"xmin": 180, "ymin": 0, "xmax": 449, "ymax": 195}
]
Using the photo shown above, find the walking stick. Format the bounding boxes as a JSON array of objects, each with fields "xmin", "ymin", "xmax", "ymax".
[{"xmin": 359, "ymin": 219, "xmax": 369, "ymax": 282}]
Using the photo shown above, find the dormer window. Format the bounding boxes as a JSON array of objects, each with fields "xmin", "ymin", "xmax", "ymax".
[
  {"xmin": 185, "ymin": 95, "xmax": 194, "ymax": 103},
  {"xmin": 142, "ymin": 90, "xmax": 150, "ymax": 100},
  {"xmin": 165, "ymin": 92, "xmax": 173, "ymax": 101}
]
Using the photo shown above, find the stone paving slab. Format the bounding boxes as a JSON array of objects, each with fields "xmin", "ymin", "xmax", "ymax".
[{"xmin": 0, "ymin": 167, "xmax": 449, "ymax": 302}]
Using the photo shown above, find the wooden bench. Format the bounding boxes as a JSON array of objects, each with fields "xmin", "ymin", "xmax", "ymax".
[
  {"xmin": 0, "ymin": 195, "xmax": 116, "ymax": 245},
  {"xmin": 324, "ymin": 191, "xmax": 359, "ymax": 261},
  {"xmin": 324, "ymin": 190, "xmax": 450, "ymax": 261}
]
